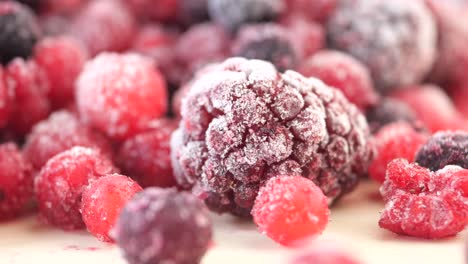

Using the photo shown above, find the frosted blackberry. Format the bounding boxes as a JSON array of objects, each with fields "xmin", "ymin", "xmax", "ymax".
[
  {"xmin": 415, "ymin": 132, "xmax": 468, "ymax": 171},
  {"xmin": 171, "ymin": 58, "xmax": 374, "ymax": 216},
  {"xmin": 327, "ymin": 0, "xmax": 437, "ymax": 92},
  {"xmin": 0, "ymin": 1, "xmax": 40, "ymax": 64},
  {"xmin": 113, "ymin": 188, "xmax": 213, "ymax": 264}
]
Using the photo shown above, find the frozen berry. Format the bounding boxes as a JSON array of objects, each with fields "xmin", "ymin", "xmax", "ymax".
[
  {"xmin": 118, "ymin": 119, "xmax": 178, "ymax": 188},
  {"xmin": 0, "ymin": 143, "xmax": 33, "ymax": 220},
  {"xmin": 232, "ymin": 23, "xmax": 298, "ymax": 72},
  {"xmin": 113, "ymin": 188, "xmax": 213, "ymax": 264},
  {"xmin": 448, "ymin": 83, "xmax": 468, "ymax": 118},
  {"xmin": 285, "ymin": 0, "xmax": 337, "ymax": 23},
  {"xmin": 327, "ymin": 0, "xmax": 437, "ymax": 92},
  {"xmin": 81, "ymin": 174, "xmax": 142, "ymax": 242},
  {"xmin": 172, "ymin": 58, "xmax": 374, "ymax": 215},
  {"xmin": 252, "ymin": 176, "xmax": 329, "ymax": 246},
  {"xmin": 0, "ymin": 1, "xmax": 40, "ymax": 64},
  {"xmin": 70, "ymin": 0, "xmax": 136, "ymax": 56},
  {"xmin": 23, "ymin": 110, "xmax": 113, "ymax": 171},
  {"xmin": 35, "ymin": 146, "xmax": 118, "ymax": 230},
  {"xmin": 379, "ymin": 159, "xmax": 468, "ymax": 239},
  {"xmin": 415, "ymin": 132, "xmax": 468, "ymax": 172},
  {"xmin": 126, "ymin": 0, "xmax": 178, "ymax": 22},
  {"xmin": 291, "ymin": 244, "xmax": 361, "ymax": 264},
  {"xmin": 208, "ymin": 0, "xmax": 285, "ymax": 32},
  {"xmin": 299, "ymin": 50, "xmax": 379, "ymax": 111},
  {"xmin": 178, "ymin": 0, "xmax": 209, "ymax": 26},
  {"xmin": 175, "ymin": 23, "xmax": 230, "ymax": 85},
  {"xmin": 366, "ymin": 98, "xmax": 420, "ymax": 134},
  {"xmin": 5, "ymin": 58, "xmax": 50, "ymax": 136},
  {"xmin": 39, "ymin": 15, "xmax": 70, "ymax": 37},
  {"xmin": 33, "ymin": 36, "xmax": 88, "ymax": 109},
  {"xmin": 369, "ymin": 122, "xmax": 428, "ymax": 183},
  {"xmin": 42, "ymin": 0, "xmax": 85, "ymax": 14},
  {"xmin": 281, "ymin": 16, "xmax": 324, "ymax": 59},
  {"xmin": 392, "ymin": 85, "xmax": 466, "ymax": 132},
  {"xmin": 76, "ymin": 53, "xmax": 168, "ymax": 140},
  {"xmin": 0, "ymin": 66, "xmax": 13, "ymax": 128}
]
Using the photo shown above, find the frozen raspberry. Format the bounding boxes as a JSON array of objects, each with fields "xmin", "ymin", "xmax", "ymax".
[
  {"xmin": 118, "ymin": 119, "xmax": 178, "ymax": 188},
  {"xmin": 5, "ymin": 58, "xmax": 50, "ymax": 136},
  {"xmin": 291, "ymin": 244, "xmax": 361, "ymax": 264},
  {"xmin": 366, "ymin": 98, "xmax": 420, "ymax": 134},
  {"xmin": 175, "ymin": 23, "xmax": 230, "ymax": 85},
  {"xmin": 70, "ymin": 0, "xmax": 136, "ymax": 56},
  {"xmin": 232, "ymin": 23, "xmax": 298, "ymax": 72},
  {"xmin": 0, "ymin": 143, "xmax": 33, "ymax": 220},
  {"xmin": 178, "ymin": 0, "xmax": 209, "ymax": 26},
  {"xmin": 81, "ymin": 174, "xmax": 142, "ymax": 242},
  {"xmin": 76, "ymin": 53, "xmax": 168, "ymax": 140},
  {"xmin": 0, "ymin": 1, "xmax": 40, "ymax": 64},
  {"xmin": 285, "ymin": 0, "xmax": 337, "ymax": 23},
  {"xmin": 368, "ymin": 122, "xmax": 428, "ymax": 183},
  {"xmin": 0, "ymin": 66, "xmax": 13, "ymax": 128},
  {"xmin": 392, "ymin": 85, "xmax": 467, "ymax": 132},
  {"xmin": 35, "ymin": 146, "xmax": 118, "ymax": 230},
  {"xmin": 208, "ymin": 0, "xmax": 285, "ymax": 32},
  {"xmin": 113, "ymin": 188, "xmax": 213, "ymax": 264},
  {"xmin": 281, "ymin": 16, "xmax": 324, "ymax": 59},
  {"xmin": 172, "ymin": 58, "xmax": 374, "ymax": 215},
  {"xmin": 252, "ymin": 176, "xmax": 329, "ymax": 246},
  {"xmin": 415, "ymin": 132, "xmax": 468, "ymax": 172},
  {"xmin": 299, "ymin": 50, "xmax": 379, "ymax": 111},
  {"xmin": 126, "ymin": 0, "xmax": 178, "ymax": 22},
  {"xmin": 33, "ymin": 36, "xmax": 88, "ymax": 109},
  {"xmin": 379, "ymin": 159, "xmax": 468, "ymax": 239},
  {"xmin": 425, "ymin": 0, "xmax": 468, "ymax": 85},
  {"xmin": 23, "ymin": 111, "xmax": 113, "ymax": 171},
  {"xmin": 327, "ymin": 0, "xmax": 437, "ymax": 92}
]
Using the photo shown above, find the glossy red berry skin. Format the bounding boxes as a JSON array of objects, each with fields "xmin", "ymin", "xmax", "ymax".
[{"xmin": 253, "ymin": 176, "xmax": 329, "ymax": 246}]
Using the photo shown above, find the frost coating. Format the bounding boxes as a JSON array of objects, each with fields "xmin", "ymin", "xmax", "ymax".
[{"xmin": 172, "ymin": 58, "xmax": 373, "ymax": 216}]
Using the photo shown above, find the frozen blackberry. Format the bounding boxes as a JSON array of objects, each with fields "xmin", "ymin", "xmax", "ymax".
[
  {"xmin": 327, "ymin": 0, "xmax": 437, "ymax": 92},
  {"xmin": 0, "ymin": 1, "xmax": 40, "ymax": 64},
  {"xmin": 178, "ymin": 0, "xmax": 209, "ymax": 26},
  {"xmin": 366, "ymin": 98, "xmax": 420, "ymax": 134},
  {"xmin": 208, "ymin": 0, "xmax": 285, "ymax": 32},
  {"xmin": 172, "ymin": 58, "xmax": 374, "ymax": 216},
  {"xmin": 232, "ymin": 23, "xmax": 298, "ymax": 72},
  {"xmin": 113, "ymin": 188, "xmax": 213, "ymax": 264},
  {"xmin": 415, "ymin": 132, "xmax": 468, "ymax": 172}
]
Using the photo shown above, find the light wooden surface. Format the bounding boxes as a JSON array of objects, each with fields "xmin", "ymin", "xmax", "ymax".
[{"xmin": 0, "ymin": 181, "xmax": 465, "ymax": 264}]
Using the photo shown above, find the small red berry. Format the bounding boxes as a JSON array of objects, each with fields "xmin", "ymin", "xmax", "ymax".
[
  {"xmin": 368, "ymin": 122, "xmax": 428, "ymax": 183},
  {"xmin": 0, "ymin": 66, "xmax": 13, "ymax": 128},
  {"xmin": 252, "ymin": 176, "xmax": 329, "ymax": 246},
  {"xmin": 81, "ymin": 174, "xmax": 142, "ymax": 242},
  {"xmin": 35, "ymin": 146, "xmax": 118, "ymax": 230}
]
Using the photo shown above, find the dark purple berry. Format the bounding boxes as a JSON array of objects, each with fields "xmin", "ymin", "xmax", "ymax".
[
  {"xmin": 113, "ymin": 188, "xmax": 213, "ymax": 264},
  {"xmin": 178, "ymin": 0, "xmax": 209, "ymax": 26},
  {"xmin": 327, "ymin": 0, "xmax": 437, "ymax": 92},
  {"xmin": 0, "ymin": 1, "xmax": 40, "ymax": 64},
  {"xmin": 415, "ymin": 131, "xmax": 468, "ymax": 171},
  {"xmin": 366, "ymin": 98, "xmax": 421, "ymax": 134},
  {"xmin": 232, "ymin": 23, "xmax": 298, "ymax": 71},
  {"xmin": 208, "ymin": 0, "xmax": 285, "ymax": 32},
  {"xmin": 16, "ymin": 0, "xmax": 41, "ymax": 11},
  {"xmin": 171, "ymin": 58, "xmax": 374, "ymax": 216}
]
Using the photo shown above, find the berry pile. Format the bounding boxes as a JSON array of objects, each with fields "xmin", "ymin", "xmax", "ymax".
[{"xmin": 0, "ymin": 0, "xmax": 468, "ymax": 262}]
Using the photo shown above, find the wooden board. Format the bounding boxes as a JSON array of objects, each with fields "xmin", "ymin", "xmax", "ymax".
[{"xmin": 0, "ymin": 182, "xmax": 465, "ymax": 264}]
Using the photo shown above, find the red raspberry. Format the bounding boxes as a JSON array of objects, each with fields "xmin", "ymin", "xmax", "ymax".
[
  {"xmin": 379, "ymin": 159, "xmax": 468, "ymax": 239},
  {"xmin": 0, "ymin": 143, "xmax": 33, "ymax": 221},
  {"xmin": 33, "ymin": 36, "xmax": 88, "ymax": 109},
  {"xmin": 35, "ymin": 146, "xmax": 118, "ymax": 230},
  {"xmin": 448, "ymin": 83, "xmax": 468, "ymax": 118},
  {"xmin": 299, "ymin": 50, "xmax": 379, "ymax": 111},
  {"xmin": 118, "ymin": 119, "xmax": 178, "ymax": 188},
  {"xmin": 281, "ymin": 16, "xmax": 324, "ymax": 59},
  {"xmin": 392, "ymin": 85, "xmax": 467, "ymax": 132},
  {"xmin": 81, "ymin": 174, "xmax": 142, "ymax": 242},
  {"xmin": 327, "ymin": 0, "xmax": 437, "ymax": 92},
  {"xmin": 76, "ymin": 53, "xmax": 168, "ymax": 140},
  {"xmin": 252, "ymin": 176, "xmax": 329, "ymax": 246},
  {"xmin": 172, "ymin": 58, "xmax": 374, "ymax": 215},
  {"xmin": 285, "ymin": 0, "xmax": 337, "ymax": 23},
  {"xmin": 69, "ymin": 0, "xmax": 136, "ymax": 56},
  {"xmin": 23, "ymin": 110, "xmax": 113, "ymax": 171},
  {"xmin": 366, "ymin": 98, "xmax": 421, "ymax": 134},
  {"xmin": 0, "ymin": 66, "xmax": 13, "ymax": 128},
  {"xmin": 113, "ymin": 188, "xmax": 213, "ymax": 264},
  {"xmin": 291, "ymin": 243, "xmax": 361, "ymax": 264},
  {"xmin": 126, "ymin": 0, "xmax": 178, "ymax": 22},
  {"xmin": 368, "ymin": 122, "xmax": 428, "ymax": 183},
  {"xmin": 5, "ymin": 58, "xmax": 50, "ymax": 136}
]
